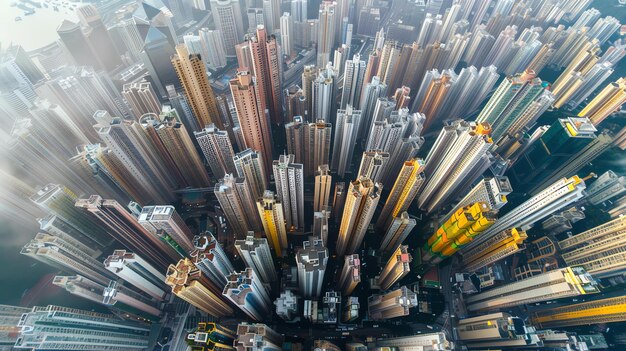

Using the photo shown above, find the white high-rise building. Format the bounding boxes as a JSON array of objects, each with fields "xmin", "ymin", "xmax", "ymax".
[
  {"xmin": 331, "ymin": 106, "xmax": 362, "ymax": 177},
  {"xmin": 444, "ymin": 176, "xmax": 512, "ymax": 220},
  {"xmin": 138, "ymin": 205, "xmax": 195, "ymax": 253},
  {"xmin": 104, "ymin": 250, "xmax": 167, "ymax": 301},
  {"xmin": 214, "ymin": 174, "xmax": 263, "ymax": 236},
  {"xmin": 190, "ymin": 233, "xmax": 235, "ymax": 289},
  {"xmin": 340, "ymin": 54, "xmax": 366, "ymax": 109},
  {"xmin": 234, "ymin": 148, "xmax": 268, "ymax": 200},
  {"xmin": 273, "ymin": 154, "xmax": 305, "ymax": 230},
  {"xmin": 312, "ymin": 64, "xmax": 336, "ymax": 122},
  {"xmin": 234, "ymin": 232, "xmax": 278, "ymax": 283},
  {"xmin": 296, "ymin": 236, "xmax": 328, "ymax": 298},
  {"xmin": 357, "ymin": 150, "xmax": 389, "ymax": 184},
  {"xmin": 210, "ymin": 0, "xmax": 245, "ymax": 56},
  {"xmin": 199, "ymin": 28, "xmax": 227, "ymax": 69},
  {"xmin": 224, "ymin": 268, "xmax": 272, "ymax": 320},
  {"xmin": 291, "ymin": 0, "xmax": 307, "ymax": 22},
  {"xmin": 280, "ymin": 13, "xmax": 294, "ymax": 57}
]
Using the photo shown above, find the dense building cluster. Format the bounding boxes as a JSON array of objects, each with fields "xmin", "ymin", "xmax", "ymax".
[{"xmin": 1, "ymin": 0, "xmax": 626, "ymax": 350}]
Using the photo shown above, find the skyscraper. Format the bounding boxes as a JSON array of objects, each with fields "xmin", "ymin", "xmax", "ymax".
[
  {"xmin": 296, "ymin": 236, "xmax": 328, "ymax": 298},
  {"xmin": 317, "ymin": 1, "xmax": 337, "ymax": 67},
  {"xmin": 199, "ymin": 28, "xmax": 228, "ymax": 70},
  {"xmin": 476, "ymin": 70, "xmax": 551, "ymax": 142},
  {"xmin": 235, "ymin": 323, "xmax": 284, "ymax": 350},
  {"xmin": 172, "ymin": 44, "xmax": 222, "ymax": 130},
  {"xmin": 186, "ymin": 323, "xmax": 236, "ymax": 350},
  {"xmin": 336, "ymin": 178, "xmax": 382, "ymax": 256},
  {"xmin": 375, "ymin": 333, "xmax": 451, "ymax": 350},
  {"xmin": 13, "ymin": 305, "xmax": 151, "ymax": 350},
  {"xmin": 234, "ymin": 233, "xmax": 278, "ymax": 283},
  {"xmin": 466, "ymin": 267, "xmax": 598, "ymax": 312},
  {"xmin": 461, "ymin": 176, "xmax": 586, "ymax": 253},
  {"xmin": 444, "ymin": 176, "xmax": 511, "ymax": 220},
  {"xmin": 341, "ymin": 54, "xmax": 366, "ymax": 109},
  {"xmin": 257, "ymin": 190, "xmax": 288, "ymax": 256},
  {"xmin": 458, "ymin": 312, "xmax": 541, "ymax": 348},
  {"xmin": 331, "ymin": 106, "xmax": 362, "ymax": 177},
  {"xmin": 275, "ymin": 290, "xmax": 299, "ymax": 320},
  {"xmin": 138, "ymin": 205, "xmax": 195, "ymax": 253},
  {"xmin": 280, "ymin": 13, "xmax": 294, "ymax": 57},
  {"xmin": 223, "ymin": 268, "xmax": 272, "ymax": 320},
  {"xmin": 190, "ymin": 233, "xmax": 236, "ymax": 289},
  {"xmin": 585, "ymin": 170, "xmax": 626, "ymax": 205},
  {"xmin": 75, "ymin": 196, "xmax": 180, "ymax": 270},
  {"xmin": 380, "ymin": 212, "xmax": 416, "ymax": 254},
  {"xmin": 214, "ymin": 174, "xmax": 263, "ymax": 236},
  {"xmin": 273, "ymin": 154, "xmax": 305, "ymax": 230},
  {"xmin": 230, "ymin": 70, "xmax": 274, "ymax": 175},
  {"xmin": 558, "ymin": 216, "xmax": 626, "ymax": 279},
  {"xmin": 338, "ymin": 254, "xmax": 361, "ymax": 296},
  {"xmin": 368, "ymin": 286, "xmax": 417, "ymax": 320},
  {"xmin": 577, "ymin": 77, "xmax": 626, "ymax": 126},
  {"xmin": 357, "ymin": 150, "xmax": 389, "ymax": 184},
  {"xmin": 210, "ymin": 0, "xmax": 245, "ymax": 56},
  {"xmin": 375, "ymin": 158, "xmax": 425, "ymax": 231},
  {"xmin": 234, "ymin": 148, "xmax": 269, "ymax": 199},
  {"xmin": 312, "ymin": 64, "xmax": 337, "ymax": 122},
  {"xmin": 461, "ymin": 228, "xmax": 527, "ymax": 273},
  {"xmin": 195, "ymin": 124, "xmax": 237, "ymax": 179},
  {"xmin": 21, "ymin": 233, "xmax": 114, "ymax": 285},
  {"xmin": 121, "ymin": 81, "xmax": 161, "ymax": 118},
  {"xmin": 376, "ymin": 245, "xmax": 412, "ymax": 290},
  {"xmin": 285, "ymin": 117, "xmax": 333, "ymax": 177},
  {"xmin": 166, "ymin": 258, "xmax": 235, "ymax": 317},
  {"xmin": 103, "ymin": 250, "xmax": 167, "ymax": 301},
  {"xmin": 314, "ymin": 165, "xmax": 332, "ymax": 212},
  {"xmin": 421, "ymin": 202, "xmax": 496, "ymax": 267},
  {"xmin": 246, "ymin": 26, "xmax": 283, "ymax": 125},
  {"xmin": 417, "ymin": 120, "xmax": 493, "ymax": 213},
  {"xmin": 359, "ymin": 76, "xmax": 388, "ymax": 139},
  {"xmin": 531, "ymin": 296, "xmax": 626, "ymax": 328}
]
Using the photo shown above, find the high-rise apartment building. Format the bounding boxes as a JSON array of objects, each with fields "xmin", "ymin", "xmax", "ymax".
[
  {"xmin": 230, "ymin": 70, "xmax": 274, "ymax": 175},
  {"xmin": 195, "ymin": 124, "xmax": 237, "ymax": 179},
  {"xmin": 531, "ymin": 296, "xmax": 626, "ymax": 329},
  {"xmin": 476, "ymin": 70, "xmax": 551, "ymax": 142},
  {"xmin": 21, "ymin": 233, "xmax": 114, "ymax": 285},
  {"xmin": 338, "ymin": 254, "xmax": 361, "ymax": 296},
  {"xmin": 577, "ymin": 78, "xmax": 626, "ymax": 126},
  {"xmin": 375, "ymin": 158, "xmax": 425, "ymax": 231},
  {"xmin": 214, "ymin": 174, "xmax": 263, "ymax": 236},
  {"xmin": 357, "ymin": 150, "xmax": 389, "ymax": 184},
  {"xmin": 223, "ymin": 268, "xmax": 272, "ymax": 320},
  {"xmin": 359, "ymin": 77, "xmax": 387, "ymax": 139},
  {"xmin": 466, "ymin": 267, "xmax": 599, "ymax": 312},
  {"xmin": 285, "ymin": 117, "xmax": 325, "ymax": 176},
  {"xmin": 245, "ymin": 26, "xmax": 283, "ymax": 125},
  {"xmin": 341, "ymin": 54, "xmax": 366, "ymax": 109},
  {"xmin": 461, "ymin": 228, "xmax": 527, "ymax": 273},
  {"xmin": 417, "ymin": 120, "xmax": 493, "ymax": 213},
  {"xmin": 171, "ymin": 44, "xmax": 222, "ymax": 130},
  {"xmin": 336, "ymin": 178, "xmax": 381, "ymax": 256},
  {"xmin": 257, "ymin": 190, "xmax": 288, "ymax": 256},
  {"xmin": 186, "ymin": 323, "xmax": 236, "ymax": 350},
  {"xmin": 368, "ymin": 286, "xmax": 417, "ymax": 320},
  {"xmin": 312, "ymin": 64, "xmax": 337, "ymax": 123},
  {"xmin": 314, "ymin": 165, "xmax": 332, "ymax": 212},
  {"xmin": 444, "ymin": 177, "xmax": 511, "ymax": 220},
  {"xmin": 121, "ymin": 81, "xmax": 161, "ymax": 118},
  {"xmin": 273, "ymin": 154, "xmax": 305, "ymax": 230},
  {"xmin": 380, "ymin": 212, "xmax": 416, "ymax": 254},
  {"xmin": 75, "ymin": 196, "xmax": 180, "ymax": 269},
  {"xmin": 313, "ymin": 210, "xmax": 331, "ymax": 245},
  {"xmin": 13, "ymin": 305, "xmax": 151, "ymax": 350},
  {"xmin": 461, "ymin": 176, "xmax": 586, "ymax": 253},
  {"xmin": 422, "ymin": 202, "xmax": 496, "ymax": 267},
  {"xmin": 280, "ymin": 13, "xmax": 294, "ymax": 57},
  {"xmin": 235, "ymin": 233, "xmax": 278, "ymax": 283},
  {"xmin": 104, "ymin": 250, "xmax": 167, "ymax": 300},
  {"xmin": 199, "ymin": 28, "xmax": 228, "ymax": 70},
  {"xmin": 275, "ymin": 290, "xmax": 299, "ymax": 320},
  {"xmin": 317, "ymin": 1, "xmax": 337, "ymax": 67},
  {"xmin": 296, "ymin": 236, "xmax": 329, "ymax": 298},
  {"xmin": 210, "ymin": 0, "xmax": 245, "ymax": 56},
  {"xmin": 234, "ymin": 148, "xmax": 269, "ymax": 199},
  {"xmin": 190, "ymin": 233, "xmax": 235, "ymax": 290},
  {"xmin": 458, "ymin": 312, "xmax": 541, "ymax": 348},
  {"xmin": 138, "ymin": 205, "xmax": 195, "ymax": 253},
  {"xmin": 558, "ymin": 216, "xmax": 626, "ymax": 279},
  {"xmin": 585, "ymin": 170, "xmax": 626, "ymax": 205},
  {"xmin": 375, "ymin": 333, "xmax": 451, "ymax": 350},
  {"xmin": 331, "ymin": 106, "xmax": 362, "ymax": 177},
  {"xmin": 235, "ymin": 323, "xmax": 284, "ymax": 350},
  {"xmin": 376, "ymin": 245, "xmax": 411, "ymax": 290},
  {"xmin": 166, "ymin": 258, "xmax": 234, "ymax": 317}
]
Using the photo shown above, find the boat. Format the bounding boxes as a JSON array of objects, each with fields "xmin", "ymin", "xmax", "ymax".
[{"xmin": 15, "ymin": 16, "xmax": 22, "ymax": 21}]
